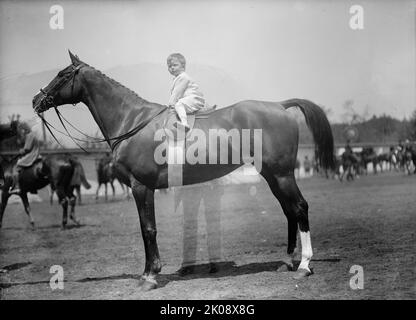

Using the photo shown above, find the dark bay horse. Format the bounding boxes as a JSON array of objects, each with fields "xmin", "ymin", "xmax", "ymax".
[
  {"xmin": 49, "ymin": 156, "xmax": 91, "ymax": 205},
  {"xmin": 338, "ymin": 151, "xmax": 360, "ymax": 182},
  {"xmin": 95, "ymin": 154, "xmax": 130, "ymax": 201},
  {"xmin": 0, "ymin": 120, "xmax": 18, "ymax": 187},
  {"xmin": 360, "ymin": 147, "xmax": 380, "ymax": 174},
  {"xmin": 32, "ymin": 52, "xmax": 334, "ymax": 290},
  {"xmin": 404, "ymin": 144, "xmax": 416, "ymax": 174},
  {"xmin": 377, "ymin": 152, "xmax": 390, "ymax": 172},
  {"xmin": 0, "ymin": 154, "xmax": 81, "ymax": 229}
]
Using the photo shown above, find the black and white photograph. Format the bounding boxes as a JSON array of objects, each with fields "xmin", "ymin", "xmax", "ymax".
[{"xmin": 0, "ymin": 0, "xmax": 415, "ymax": 303}]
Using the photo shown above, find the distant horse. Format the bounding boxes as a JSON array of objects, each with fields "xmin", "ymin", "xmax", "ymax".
[
  {"xmin": 388, "ymin": 147, "xmax": 398, "ymax": 171},
  {"xmin": 331, "ymin": 155, "xmax": 342, "ymax": 180},
  {"xmin": 377, "ymin": 153, "xmax": 390, "ymax": 172},
  {"xmin": 339, "ymin": 151, "xmax": 359, "ymax": 181},
  {"xmin": 0, "ymin": 120, "xmax": 18, "ymax": 187},
  {"xmin": 50, "ymin": 156, "xmax": 91, "ymax": 205},
  {"xmin": 403, "ymin": 144, "xmax": 416, "ymax": 175},
  {"xmin": 95, "ymin": 155, "xmax": 130, "ymax": 201},
  {"xmin": 32, "ymin": 52, "xmax": 334, "ymax": 290},
  {"xmin": 360, "ymin": 147, "xmax": 380, "ymax": 174},
  {"xmin": 0, "ymin": 121, "xmax": 18, "ymax": 140},
  {"xmin": 0, "ymin": 154, "xmax": 81, "ymax": 229}
]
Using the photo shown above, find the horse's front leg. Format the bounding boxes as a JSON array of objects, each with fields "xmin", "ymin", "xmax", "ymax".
[
  {"xmin": 131, "ymin": 179, "xmax": 161, "ymax": 291},
  {"xmin": 20, "ymin": 192, "xmax": 35, "ymax": 230},
  {"xmin": 0, "ymin": 188, "xmax": 11, "ymax": 229}
]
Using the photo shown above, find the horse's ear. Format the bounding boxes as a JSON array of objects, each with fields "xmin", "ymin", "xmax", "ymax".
[{"xmin": 68, "ymin": 50, "xmax": 80, "ymax": 66}]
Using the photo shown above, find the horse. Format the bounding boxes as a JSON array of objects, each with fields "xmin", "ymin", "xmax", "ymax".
[
  {"xmin": 32, "ymin": 51, "xmax": 335, "ymax": 290},
  {"xmin": 360, "ymin": 147, "xmax": 380, "ymax": 175},
  {"xmin": 0, "ymin": 120, "xmax": 18, "ymax": 140},
  {"xmin": 377, "ymin": 153, "xmax": 390, "ymax": 172},
  {"xmin": 403, "ymin": 144, "xmax": 416, "ymax": 175},
  {"xmin": 338, "ymin": 150, "xmax": 359, "ymax": 182},
  {"xmin": 0, "ymin": 120, "xmax": 19, "ymax": 188},
  {"xmin": 0, "ymin": 154, "xmax": 81, "ymax": 229},
  {"xmin": 95, "ymin": 154, "xmax": 131, "ymax": 201},
  {"xmin": 49, "ymin": 155, "xmax": 91, "ymax": 205}
]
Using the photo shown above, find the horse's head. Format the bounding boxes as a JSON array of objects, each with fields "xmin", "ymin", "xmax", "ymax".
[{"xmin": 33, "ymin": 51, "xmax": 85, "ymax": 114}]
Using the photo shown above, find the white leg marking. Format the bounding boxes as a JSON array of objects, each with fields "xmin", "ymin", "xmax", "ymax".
[
  {"xmin": 141, "ymin": 274, "xmax": 157, "ymax": 284},
  {"xmin": 298, "ymin": 231, "xmax": 313, "ymax": 271}
]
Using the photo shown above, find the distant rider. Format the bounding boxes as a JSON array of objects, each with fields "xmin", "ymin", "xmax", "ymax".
[{"xmin": 9, "ymin": 123, "xmax": 41, "ymax": 195}]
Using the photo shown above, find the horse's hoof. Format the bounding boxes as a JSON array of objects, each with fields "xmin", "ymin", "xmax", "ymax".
[
  {"xmin": 30, "ymin": 222, "xmax": 35, "ymax": 230},
  {"xmin": 61, "ymin": 224, "xmax": 68, "ymax": 230},
  {"xmin": 71, "ymin": 218, "xmax": 81, "ymax": 226},
  {"xmin": 293, "ymin": 268, "xmax": 311, "ymax": 279},
  {"xmin": 138, "ymin": 280, "xmax": 158, "ymax": 291}
]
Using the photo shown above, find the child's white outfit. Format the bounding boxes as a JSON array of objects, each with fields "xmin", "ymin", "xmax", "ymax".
[{"xmin": 169, "ymin": 72, "xmax": 205, "ymax": 127}]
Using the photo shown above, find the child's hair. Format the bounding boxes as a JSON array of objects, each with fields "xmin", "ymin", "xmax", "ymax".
[{"xmin": 167, "ymin": 53, "xmax": 186, "ymax": 68}]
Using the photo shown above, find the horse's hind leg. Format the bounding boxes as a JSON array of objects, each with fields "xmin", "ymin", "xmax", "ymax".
[
  {"xmin": 20, "ymin": 192, "xmax": 35, "ymax": 230},
  {"xmin": 261, "ymin": 170, "xmax": 312, "ymax": 278},
  {"xmin": 75, "ymin": 186, "xmax": 82, "ymax": 205},
  {"xmin": 68, "ymin": 189, "xmax": 80, "ymax": 226},
  {"xmin": 49, "ymin": 186, "xmax": 55, "ymax": 205},
  {"xmin": 110, "ymin": 181, "xmax": 115, "ymax": 199},
  {"xmin": 56, "ymin": 188, "xmax": 68, "ymax": 229},
  {"xmin": 95, "ymin": 183, "xmax": 101, "ymax": 202}
]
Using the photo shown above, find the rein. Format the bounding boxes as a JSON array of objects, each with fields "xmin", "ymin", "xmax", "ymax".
[{"xmin": 37, "ymin": 64, "xmax": 167, "ymax": 152}]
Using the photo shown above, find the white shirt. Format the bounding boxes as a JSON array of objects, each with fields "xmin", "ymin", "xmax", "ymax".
[{"xmin": 169, "ymin": 72, "xmax": 205, "ymax": 112}]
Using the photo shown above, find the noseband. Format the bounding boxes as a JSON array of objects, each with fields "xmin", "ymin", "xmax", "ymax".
[{"xmin": 38, "ymin": 64, "xmax": 82, "ymax": 111}]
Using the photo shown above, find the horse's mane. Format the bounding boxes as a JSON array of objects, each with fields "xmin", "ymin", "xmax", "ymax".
[{"xmin": 81, "ymin": 62, "xmax": 153, "ymax": 108}]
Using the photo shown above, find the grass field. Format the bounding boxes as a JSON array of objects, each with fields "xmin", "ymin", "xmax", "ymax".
[{"xmin": 0, "ymin": 171, "xmax": 415, "ymax": 299}]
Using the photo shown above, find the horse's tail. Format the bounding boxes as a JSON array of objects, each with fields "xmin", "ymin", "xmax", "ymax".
[
  {"xmin": 281, "ymin": 98, "xmax": 335, "ymax": 170},
  {"xmin": 80, "ymin": 165, "xmax": 91, "ymax": 190}
]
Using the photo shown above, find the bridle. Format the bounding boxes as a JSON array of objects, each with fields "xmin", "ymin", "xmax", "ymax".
[
  {"xmin": 35, "ymin": 63, "xmax": 167, "ymax": 152},
  {"xmin": 36, "ymin": 64, "xmax": 90, "ymax": 151},
  {"xmin": 37, "ymin": 64, "xmax": 82, "ymax": 111}
]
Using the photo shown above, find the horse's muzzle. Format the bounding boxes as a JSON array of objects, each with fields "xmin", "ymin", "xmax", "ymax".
[{"xmin": 33, "ymin": 92, "xmax": 53, "ymax": 113}]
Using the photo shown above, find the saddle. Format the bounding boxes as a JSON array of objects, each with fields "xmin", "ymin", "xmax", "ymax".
[
  {"xmin": 16, "ymin": 158, "xmax": 47, "ymax": 194},
  {"xmin": 24, "ymin": 158, "xmax": 48, "ymax": 180},
  {"xmin": 162, "ymin": 105, "xmax": 217, "ymax": 142}
]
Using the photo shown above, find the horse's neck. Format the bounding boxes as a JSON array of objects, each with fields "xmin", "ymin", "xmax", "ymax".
[{"xmin": 80, "ymin": 67, "xmax": 153, "ymax": 142}]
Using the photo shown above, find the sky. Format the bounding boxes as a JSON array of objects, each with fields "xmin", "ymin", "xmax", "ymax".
[{"xmin": 0, "ymin": 0, "xmax": 415, "ymax": 143}]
